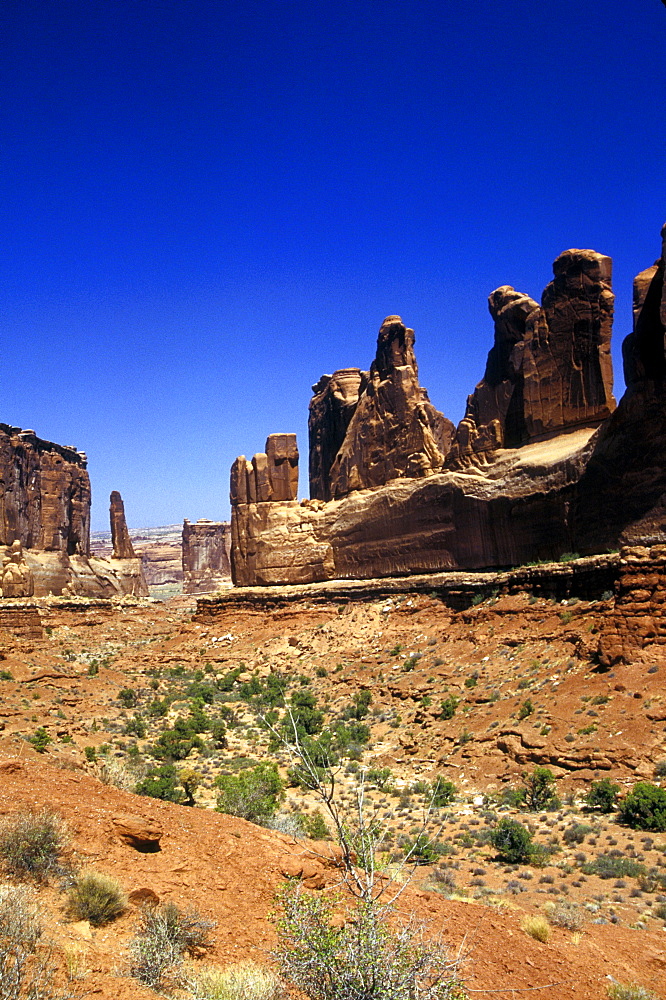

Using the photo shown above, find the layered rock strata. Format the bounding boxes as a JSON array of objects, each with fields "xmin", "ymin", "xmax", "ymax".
[
  {"xmin": 449, "ymin": 250, "xmax": 616, "ymax": 465},
  {"xmin": 310, "ymin": 317, "xmax": 455, "ymax": 500},
  {"xmin": 229, "ymin": 225, "xmax": 666, "ymax": 595},
  {"xmin": 182, "ymin": 519, "xmax": 231, "ymax": 594},
  {"xmin": 0, "ymin": 425, "xmax": 146, "ymax": 597},
  {"xmin": 0, "ymin": 425, "xmax": 90, "ymax": 555},
  {"xmin": 598, "ymin": 545, "xmax": 666, "ymax": 667}
]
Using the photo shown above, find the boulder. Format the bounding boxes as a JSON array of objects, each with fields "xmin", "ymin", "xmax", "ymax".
[{"xmin": 112, "ymin": 814, "xmax": 162, "ymax": 852}]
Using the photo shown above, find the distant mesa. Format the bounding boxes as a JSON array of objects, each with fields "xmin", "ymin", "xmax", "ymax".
[{"xmin": 228, "ymin": 222, "xmax": 666, "ymax": 589}]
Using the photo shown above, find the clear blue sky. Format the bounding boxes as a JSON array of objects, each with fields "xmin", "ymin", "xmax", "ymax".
[{"xmin": 2, "ymin": 0, "xmax": 665, "ymax": 530}]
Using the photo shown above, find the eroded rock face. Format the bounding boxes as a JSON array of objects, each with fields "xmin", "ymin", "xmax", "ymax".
[
  {"xmin": 598, "ymin": 545, "xmax": 666, "ymax": 667},
  {"xmin": 1, "ymin": 540, "xmax": 34, "ymax": 597},
  {"xmin": 309, "ymin": 369, "xmax": 366, "ymax": 501},
  {"xmin": 321, "ymin": 317, "xmax": 454, "ymax": 497},
  {"xmin": 110, "ymin": 491, "xmax": 136, "ymax": 559},
  {"xmin": 0, "ymin": 425, "xmax": 90, "ymax": 555},
  {"xmin": 449, "ymin": 250, "xmax": 616, "ymax": 465},
  {"xmin": 229, "ymin": 225, "xmax": 666, "ymax": 589},
  {"xmin": 182, "ymin": 519, "xmax": 231, "ymax": 594}
]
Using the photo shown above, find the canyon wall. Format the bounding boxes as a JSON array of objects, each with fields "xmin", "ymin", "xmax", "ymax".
[
  {"xmin": 182, "ymin": 519, "xmax": 231, "ymax": 594},
  {"xmin": 229, "ymin": 225, "xmax": 666, "ymax": 590},
  {"xmin": 0, "ymin": 427, "xmax": 145, "ymax": 597}
]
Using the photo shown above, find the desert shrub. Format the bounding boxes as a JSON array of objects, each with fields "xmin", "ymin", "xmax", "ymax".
[
  {"xmin": 618, "ymin": 782, "xmax": 666, "ymax": 831},
  {"xmin": 489, "ymin": 819, "xmax": 534, "ymax": 864},
  {"xmin": 129, "ymin": 901, "xmax": 215, "ymax": 991},
  {"xmin": 521, "ymin": 915, "xmax": 550, "ymax": 942},
  {"xmin": 28, "ymin": 728, "xmax": 51, "ymax": 754},
  {"xmin": 518, "ymin": 699, "xmax": 534, "ymax": 720},
  {"xmin": 66, "ymin": 871, "xmax": 127, "ymax": 927},
  {"xmin": 431, "ymin": 779, "xmax": 457, "ymax": 808},
  {"xmin": 150, "ymin": 718, "xmax": 205, "ymax": 762},
  {"xmin": 275, "ymin": 882, "xmax": 464, "ymax": 1000},
  {"xmin": 544, "ymin": 899, "xmax": 584, "ymax": 931},
  {"xmin": 585, "ymin": 778, "xmax": 620, "ymax": 813},
  {"xmin": 401, "ymin": 834, "xmax": 448, "ymax": 866},
  {"xmin": 0, "ymin": 886, "xmax": 72, "ymax": 1000},
  {"xmin": 301, "ymin": 809, "xmax": 330, "ymax": 841},
  {"xmin": 118, "ymin": 687, "xmax": 138, "ymax": 708},
  {"xmin": 607, "ymin": 984, "xmax": 657, "ymax": 1000},
  {"xmin": 136, "ymin": 763, "xmax": 183, "ymax": 802},
  {"xmin": 440, "ymin": 696, "xmax": 458, "ymax": 720},
  {"xmin": 188, "ymin": 960, "xmax": 282, "ymax": 1000},
  {"xmin": 124, "ymin": 714, "xmax": 147, "ymax": 738},
  {"xmin": 563, "ymin": 823, "xmax": 593, "ymax": 845},
  {"xmin": 0, "ymin": 809, "xmax": 67, "ymax": 882},
  {"xmin": 345, "ymin": 690, "xmax": 372, "ymax": 720},
  {"xmin": 522, "ymin": 767, "xmax": 559, "ymax": 811},
  {"xmin": 210, "ymin": 719, "xmax": 228, "ymax": 748},
  {"xmin": 367, "ymin": 767, "xmax": 393, "ymax": 791},
  {"xmin": 215, "ymin": 763, "xmax": 284, "ymax": 824},
  {"xmin": 581, "ymin": 855, "xmax": 646, "ymax": 879}
]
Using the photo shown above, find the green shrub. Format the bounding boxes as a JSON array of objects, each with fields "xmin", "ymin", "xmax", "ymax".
[
  {"xmin": 150, "ymin": 718, "xmax": 204, "ymax": 761},
  {"xmin": 518, "ymin": 699, "xmax": 534, "ymax": 720},
  {"xmin": 431, "ymin": 779, "xmax": 457, "ymax": 808},
  {"xmin": 522, "ymin": 766, "xmax": 559, "ymax": 811},
  {"xmin": 563, "ymin": 823, "xmax": 593, "ymax": 845},
  {"xmin": 581, "ymin": 855, "xmax": 646, "ymax": 879},
  {"xmin": 366, "ymin": 767, "xmax": 393, "ymax": 791},
  {"xmin": 124, "ymin": 714, "xmax": 147, "ymax": 738},
  {"xmin": 300, "ymin": 809, "xmax": 330, "ymax": 841},
  {"xmin": 118, "ymin": 687, "xmax": 138, "ymax": 708},
  {"xmin": 440, "ymin": 696, "xmax": 458, "ymax": 720},
  {"xmin": 0, "ymin": 809, "xmax": 67, "ymax": 882},
  {"xmin": 129, "ymin": 901, "xmax": 216, "ymax": 991},
  {"xmin": 66, "ymin": 871, "xmax": 127, "ymax": 926},
  {"xmin": 607, "ymin": 984, "xmax": 657, "ymax": 1000},
  {"xmin": 215, "ymin": 763, "xmax": 284, "ymax": 825},
  {"xmin": 0, "ymin": 670, "xmax": 13, "ymax": 681},
  {"xmin": 275, "ymin": 882, "xmax": 463, "ymax": 1000},
  {"xmin": 28, "ymin": 728, "xmax": 51, "ymax": 753},
  {"xmin": 618, "ymin": 782, "xmax": 666, "ymax": 831},
  {"xmin": 289, "ymin": 689, "xmax": 324, "ymax": 735},
  {"xmin": 136, "ymin": 764, "xmax": 183, "ymax": 803},
  {"xmin": 489, "ymin": 819, "xmax": 534, "ymax": 863},
  {"xmin": 585, "ymin": 777, "xmax": 620, "ymax": 813}
]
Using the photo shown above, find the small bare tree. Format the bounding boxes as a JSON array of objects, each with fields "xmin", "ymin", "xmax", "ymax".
[{"xmin": 263, "ymin": 710, "xmax": 468, "ymax": 1000}]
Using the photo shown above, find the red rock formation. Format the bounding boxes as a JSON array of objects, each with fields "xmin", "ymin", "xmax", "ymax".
[
  {"xmin": 321, "ymin": 317, "xmax": 454, "ymax": 497},
  {"xmin": 309, "ymin": 369, "xmax": 366, "ymax": 501},
  {"xmin": 182, "ymin": 519, "xmax": 231, "ymax": 594},
  {"xmin": 110, "ymin": 491, "xmax": 136, "ymax": 559},
  {"xmin": 450, "ymin": 250, "xmax": 616, "ymax": 465},
  {"xmin": 0, "ymin": 425, "xmax": 90, "ymax": 555},
  {"xmin": 597, "ymin": 545, "xmax": 666, "ymax": 667},
  {"xmin": 229, "ymin": 225, "xmax": 666, "ymax": 589}
]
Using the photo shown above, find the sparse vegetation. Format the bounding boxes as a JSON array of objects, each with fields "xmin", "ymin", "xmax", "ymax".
[
  {"xmin": 0, "ymin": 886, "xmax": 73, "ymax": 1000},
  {"xmin": 585, "ymin": 778, "xmax": 620, "ymax": 813},
  {"xmin": 618, "ymin": 782, "xmax": 666, "ymax": 831},
  {"xmin": 0, "ymin": 809, "xmax": 68, "ymax": 882},
  {"xmin": 129, "ymin": 901, "xmax": 216, "ymax": 991},
  {"xmin": 489, "ymin": 819, "xmax": 535, "ymax": 864},
  {"xmin": 66, "ymin": 871, "xmax": 127, "ymax": 926},
  {"xmin": 520, "ymin": 914, "xmax": 550, "ymax": 942},
  {"xmin": 215, "ymin": 763, "xmax": 284, "ymax": 824},
  {"xmin": 188, "ymin": 961, "xmax": 282, "ymax": 1000}
]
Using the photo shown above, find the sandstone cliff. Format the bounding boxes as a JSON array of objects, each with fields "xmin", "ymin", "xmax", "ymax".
[
  {"xmin": 182, "ymin": 518, "xmax": 231, "ymax": 594},
  {"xmin": 110, "ymin": 491, "xmax": 136, "ymax": 559},
  {"xmin": 449, "ymin": 249, "xmax": 616, "ymax": 466},
  {"xmin": 0, "ymin": 425, "xmax": 146, "ymax": 597},
  {"xmin": 229, "ymin": 225, "xmax": 666, "ymax": 589},
  {"xmin": 309, "ymin": 317, "xmax": 455, "ymax": 500}
]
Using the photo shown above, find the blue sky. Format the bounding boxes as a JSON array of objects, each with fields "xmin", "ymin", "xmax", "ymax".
[{"xmin": 2, "ymin": 0, "xmax": 665, "ymax": 530}]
